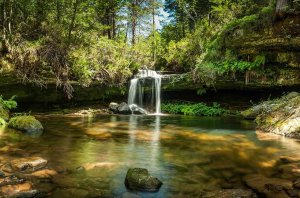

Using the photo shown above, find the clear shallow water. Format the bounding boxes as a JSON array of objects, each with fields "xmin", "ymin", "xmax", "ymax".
[{"xmin": 1, "ymin": 114, "xmax": 300, "ymax": 197}]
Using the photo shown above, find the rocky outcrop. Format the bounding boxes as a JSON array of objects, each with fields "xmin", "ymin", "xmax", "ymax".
[
  {"xmin": 242, "ymin": 92, "xmax": 300, "ymax": 138},
  {"xmin": 124, "ymin": 168, "xmax": 163, "ymax": 192},
  {"xmin": 8, "ymin": 116, "xmax": 43, "ymax": 134},
  {"xmin": 226, "ymin": 4, "xmax": 300, "ymax": 68}
]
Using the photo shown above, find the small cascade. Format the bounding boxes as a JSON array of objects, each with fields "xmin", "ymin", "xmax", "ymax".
[{"xmin": 128, "ymin": 70, "xmax": 162, "ymax": 114}]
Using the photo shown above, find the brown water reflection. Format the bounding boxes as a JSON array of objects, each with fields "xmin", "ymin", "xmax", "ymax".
[{"xmin": 1, "ymin": 115, "xmax": 300, "ymax": 197}]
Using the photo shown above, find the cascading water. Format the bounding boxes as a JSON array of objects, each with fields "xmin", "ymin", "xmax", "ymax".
[{"xmin": 128, "ymin": 70, "xmax": 162, "ymax": 115}]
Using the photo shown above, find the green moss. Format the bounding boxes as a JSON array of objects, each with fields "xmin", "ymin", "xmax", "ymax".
[
  {"xmin": 205, "ymin": 3, "xmax": 275, "ymax": 62},
  {"xmin": 8, "ymin": 116, "xmax": 43, "ymax": 133}
]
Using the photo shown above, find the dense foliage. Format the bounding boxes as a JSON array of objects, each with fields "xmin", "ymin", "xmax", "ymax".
[
  {"xmin": 162, "ymin": 102, "xmax": 227, "ymax": 116},
  {"xmin": 0, "ymin": 0, "xmax": 296, "ymax": 98},
  {"xmin": 0, "ymin": 95, "xmax": 17, "ymax": 110}
]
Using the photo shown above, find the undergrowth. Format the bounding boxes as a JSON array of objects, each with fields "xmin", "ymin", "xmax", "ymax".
[
  {"xmin": 161, "ymin": 102, "xmax": 227, "ymax": 117},
  {"xmin": 0, "ymin": 96, "xmax": 17, "ymax": 110}
]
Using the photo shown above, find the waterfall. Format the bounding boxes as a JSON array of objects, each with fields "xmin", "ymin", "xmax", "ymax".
[{"xmin": 128, "ymin": 70, "xmax": 162, "ymax": 115}]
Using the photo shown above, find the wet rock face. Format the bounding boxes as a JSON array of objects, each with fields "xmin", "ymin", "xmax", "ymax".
[
  {"xmin": 109, "ymin": 102, "xmax": 132, "ymax": 115},
  {"xmin": 242, "ymin": 92, "xmax": 300, "ymax": 138},
  {"xmin": 8, "ymin": 116, "xmax": 44, "ymax": 134},
  {"xmin": 117, "ymin": 103, "xmax": 132, "ymax": 115},
  {"xmin": 125, "ymin": 168, "xmax": 163, "ymax": 192},
  {"xmin": 130, "ymin": 104, "xmax": 147, "ymax": 115}
]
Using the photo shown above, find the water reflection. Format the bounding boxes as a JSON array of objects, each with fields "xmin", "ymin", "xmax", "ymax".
[{"xmin": 1, "ymin": 115, "xmax": 300, "ymax": 197}]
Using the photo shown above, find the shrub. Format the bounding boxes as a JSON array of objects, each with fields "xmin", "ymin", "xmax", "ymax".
[
  {"xmin": 0, "ymin": 95, "xmax": 17, "ymax": 110},
  {"xmin": 161, "ymin": 102, "xmax": 227, "ymax": 117}
]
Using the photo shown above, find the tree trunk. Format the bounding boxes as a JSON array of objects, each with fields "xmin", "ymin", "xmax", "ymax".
[
  {"xmin": 56, "ymin": 0, "xmax": 61, "ymax": 22},
  {"xmin": 131, "ymin": 0, "xmax": 137, "ymax": 45},
  {"xmin": 68, "ymin": 0, "xmax": 79, "ymax": 43},
  {"xmin": 152, "ymin": 1, "xmax": 156, "ymax": 64}
]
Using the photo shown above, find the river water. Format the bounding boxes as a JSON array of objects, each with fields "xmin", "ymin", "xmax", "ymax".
[{"xmin": 1, "ymin": 114, "xmax": 300, "ymax": 197}]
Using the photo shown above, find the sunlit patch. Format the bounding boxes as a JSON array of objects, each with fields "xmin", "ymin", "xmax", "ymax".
[
  {"xmin": 259, "ymin": 160, "xmax": 277, "ymax": 168},
  {"xmin": 85, "ymin": 128, "xmax": 112, "ymax": 139},
  {"xmin": 82, "ymin": 162, "xmax": 117, "ymax": 170},
  {"xmin": 265, "ymin": 147, "xmax": 280, "ymax": 154}
]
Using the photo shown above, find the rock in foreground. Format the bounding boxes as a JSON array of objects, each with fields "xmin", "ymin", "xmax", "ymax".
[
  {"xmin": 125, "ymin": 168, "xmax": 162, "ymax": 192},
  {"xmin": 8, "ymin": 116, "xmax": 43, "ymax": 134},
  {"xmin": 242, "ymin": 92, "xmax": 300, "ymax": 138},
  {"xmin": 10, "ymin": 157, "xmax": 48, "ymax": 173}
]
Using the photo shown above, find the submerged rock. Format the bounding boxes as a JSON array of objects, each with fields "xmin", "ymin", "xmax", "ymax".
[
  {"xmin": 243, "ymin": 174, "xmax": 292, "ymax": 198},
  {"xmin": 125, "ymin": 168, "xmax": 163, "ymax": 192},
  {"xmin": 293, "ymin": 179, "xmax": 300, "ymax": 189},
  {"xmin": 0, "ymin": 182, "xmax": 39, "ymax": 198},
  {"xmin": 202, "ymin": 189, "xmax": 257, "ymax": 198},
  {"xmin": 117, "ymin": 102, "xmax": 132, "ymax": 115},
  {"xmin": 52, "ymin": 188, "xmax": 89, "ymax": 198},
  {"xmin": 122, "ymin": 192, "xmax": 141, "ymax": 198},
  {"xmin": 0, "ymin": 176, "xmax": 25, "ymax": 187},
  {"xmin": 242, "ymin": 92, "xmax": 300, "ymax": 138},
  {"xmin": 10, "ymin": 157, "xmax": 47, "ymax": 173},
  {"xmin": 8, "ymin": 116, "xmax": 43, "ymax": 134},
  {"xmin": 0, "ymin": 171, "xmax": 5, "ymax": 178}
]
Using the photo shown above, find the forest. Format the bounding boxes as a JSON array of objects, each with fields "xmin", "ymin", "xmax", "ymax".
[
  {"xmin": 0, "ymin": 0, "xmax": 300, "ymax": 198},
  {"xmin": 0, "ymin": 0, "xmax": 298, "ymax": 98}
]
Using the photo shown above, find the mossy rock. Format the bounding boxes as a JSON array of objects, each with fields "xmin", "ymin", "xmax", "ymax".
[
  {"xmin": 245, "ymin": 92, "xmax": 300, "ymax": 138},
  {"xmin": 8, "ymin": 116, "xmax": 43, "ymax": 133},
  {"xmin": 125, "ymin": 168, "xmax": 163, "ymax": 192}
]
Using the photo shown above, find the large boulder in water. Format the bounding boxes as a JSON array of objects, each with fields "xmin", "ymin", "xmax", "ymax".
[
  {"xmin": 130, "ymin": 104, "xmax": 147, "ymax": 115},
  {"xmin": 117, "ymin": 102, "xmax": 132, "ymax": 115},
  {"xmin": 125, "ymin": 168, "xmax": 162, "ymax": 192},
  {"xmin": 109, "ymin": 102, "xmax": 119, "ymax": 113},
  {"xmin": 8, "ymin": 116, "xmax": 43, "ymax": 134}
]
